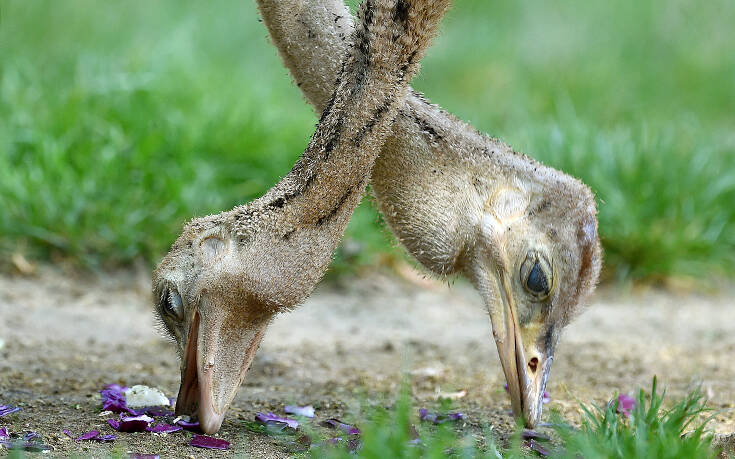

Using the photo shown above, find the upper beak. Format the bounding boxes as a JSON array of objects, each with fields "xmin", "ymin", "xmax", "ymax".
[
  {"xmin": 486, "ymin": 274, "xmax": 552, "ymax": 428},
  {"xmin": 175, "ymin": 303, "xmax": 269, "ymax": 434}
]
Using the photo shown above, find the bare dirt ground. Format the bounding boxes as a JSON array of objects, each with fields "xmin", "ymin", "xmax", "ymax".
[{"xmin": 1, "ymin": 266, "xmax": 733, "ymax": 457}]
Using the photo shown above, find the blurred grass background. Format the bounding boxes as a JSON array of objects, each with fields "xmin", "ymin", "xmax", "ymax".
[{"xmin": 1, "ymin": 0, "xmax": 733, "ymax": 281}]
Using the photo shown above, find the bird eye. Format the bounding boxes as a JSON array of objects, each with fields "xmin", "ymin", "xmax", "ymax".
[
  {"xmin": 162, "ymin": 290, "xmax": 184, "ymax": 320},
  {"xmin": 526, "ymin": 261, "xmax": 549, "ymax": 295},
  {"xmin": 520, "ymin": 253, "xmax": 552, "ymax": 299}
]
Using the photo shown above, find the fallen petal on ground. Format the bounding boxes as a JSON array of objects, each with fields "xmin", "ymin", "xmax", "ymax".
[
  {"xmin": 174, "ymin": 418, "xmax": 202, "ymax": 432},
  {"xmin": 108, "ymin": 414, "xmax": 154, "ymax": 433},
  {"xmin": 255, "ymin": 412, "xmax": 299, "ymax": 430},
  {"xmin": 0, "ymin": 406, "xmax": 20, "ymax": 418},
  {"xmin": 320, "ymin": 418, "xmax": 360, "ymax": 435},
  {"xmin": 76, "ymin": 430, "xmax": 102, "ymax": 441},
  {"xmin": 190, "ymin": 434, "xmax": 230, "ymax": 450},
  {"xmin": 100, "ymin": 384, "xmax": 129, "ymax": 413},
  {"xmin": 146, "ymin": 423, "xmax": 182, "ymax": 434}
]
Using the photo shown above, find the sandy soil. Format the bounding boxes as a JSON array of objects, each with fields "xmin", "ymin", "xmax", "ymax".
[{"xmin": 0, "ymin": 266, "xmax": 733, "ymax": 457}]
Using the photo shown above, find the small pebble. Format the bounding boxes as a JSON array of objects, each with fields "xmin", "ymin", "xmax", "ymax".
[{"xmin": 124, "ymin": 385, "xmax": 170, "ymax": 409}]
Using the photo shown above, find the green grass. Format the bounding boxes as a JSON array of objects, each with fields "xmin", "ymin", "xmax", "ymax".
[
  {"xmin": 300, "ymin": 378, "xmax": 718, "ymax": 458},
  {"xmin": 1, "ymin": 0, "xmax": 734, "ymax": 279},
  {"xmin": 551, "ymin": 378, "xmax": 714, "ymax": 458}
]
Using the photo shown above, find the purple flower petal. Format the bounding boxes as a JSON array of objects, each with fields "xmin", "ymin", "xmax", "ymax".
[
  {"xmin": 137, "ymin": 407, "xmax": 174, "ymax": 417},
  {"xmin": 190, "ymin": 434, "xmax": 230, "ymax": 450},
  {"xmin": 76, "ymin": 430, "xmax": 102, "ymax": 441},
  {"xmin": 100, "ymin": 384, "xmax": 129, "ymax": 413},
  {"xmin": 525, "ymin": 439, "xmax": 550, "ymax": 456},
  {"xmin": 23, "ymin": 431, "xmax": 40, "ymax": 442},
  {"xmin": 418, "ymin": 409, "xmax": 463, "ymax": 425},
  {"xmin": 64, "ymin": 429, "xmax": 114, "ymax": 443},
  {"xmin": 255, "ymin": 412, "xmax": 299, "ymax": 430},
  {"xmin": 108, "ymin": 414, "xmax": 153, "ymax": 433},
  {"xmin": 103, "ymin": 399, "xmax": 128, "ymax": 413},
  {"xmin": 146, "ymin": 423, "xmax": 182, "ymax": 434},
  {"xmin": 320, "ymin": 418, "xmax": 360, "ymax": 435},
  {"xmin": 617, "ymin": 394, "xmax": 635, "ymax": 417},
  {"xmin": 0, "ymin": 405, "xmax": 21, "ymax": 418},
  {"xmin": 105, "ymin": 383, "xmax": 128, "ymax": 393},
  {"xmin": 175, "ymin": 419, "xmax": 202, "ymax": 432},
  {"xmin": 418, "ymin": 408, "xmax": 436, "ymax": 423},
  {"xmin": 284, "ymin": 405, "xmax": 315, "ymax": 418},
  {"xmin": 0, "ymin": 430, "xmax": 52, "ymax": 452}
]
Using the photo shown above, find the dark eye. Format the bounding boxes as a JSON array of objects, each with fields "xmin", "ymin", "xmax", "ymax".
[
  {"xmin": 526, "ymin": 261, "xmax": 550, "ymax": 295},
  {"xmin": 162, "ymin": 290, "xmax": 184, "ymax": 320},
  {"xmin": 520, "ymin": 253, "xmax": 553, "ymax": 299}
]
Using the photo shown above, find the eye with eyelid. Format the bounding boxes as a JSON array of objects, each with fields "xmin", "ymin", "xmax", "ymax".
[
  {"xmin": 161, "ymin": 288, "xmax": 184, "ymax": 321},
  {"xmin": 520, "ymin": 252, "xmax": 553, "ymax": 299}
]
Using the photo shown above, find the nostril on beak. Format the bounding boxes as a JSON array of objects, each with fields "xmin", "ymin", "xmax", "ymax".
[{"xmin": 528, "ymin": 357, "xmax": 539, "ymax": 373}]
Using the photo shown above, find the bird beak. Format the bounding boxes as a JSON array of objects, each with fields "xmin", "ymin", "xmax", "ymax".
[
  {"xmin": 175, "ymin": 301, "xmax": 269, "ymax": 434},
  {"xmin": 485, "ymin": 274, "xmax": 552, "ymax": 428}
]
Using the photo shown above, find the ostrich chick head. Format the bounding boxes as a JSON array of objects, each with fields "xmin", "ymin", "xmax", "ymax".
[
  {"xmin": 466, "ymin": 172, "xmax": 601, "ymax": 427},
  {"xmin": 152, "ymin": 211, "xmax": 323, "ymax": 434}
]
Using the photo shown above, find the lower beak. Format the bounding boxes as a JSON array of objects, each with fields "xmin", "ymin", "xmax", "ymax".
[
  {"xmin": 175, "ymin": 308, "xmax": 269, "ymax": 434},
  {"xmin": 487, "ymin": 276, "xmax": 552, "ymax": 428}
]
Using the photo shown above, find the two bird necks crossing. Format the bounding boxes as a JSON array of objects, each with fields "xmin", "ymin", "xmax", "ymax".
[{"xmin": 262, "ymin": 0, "xmax": 448, "ymax": 230}]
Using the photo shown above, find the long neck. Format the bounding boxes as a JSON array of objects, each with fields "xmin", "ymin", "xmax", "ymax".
[
  {"xmin": 256, "ymin": 0, "xmax": 353, "ymax": 114},
  {"xmin": 254, "ymin": 0, "xmax": 491, "ymax": 274},
  {"xmin": 243, "ymin": 0, "xmax": 448, "ymax": 233},
  {"xmin": 256, "ymin": 1, "xmax": 408, "ymax": 229}
]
